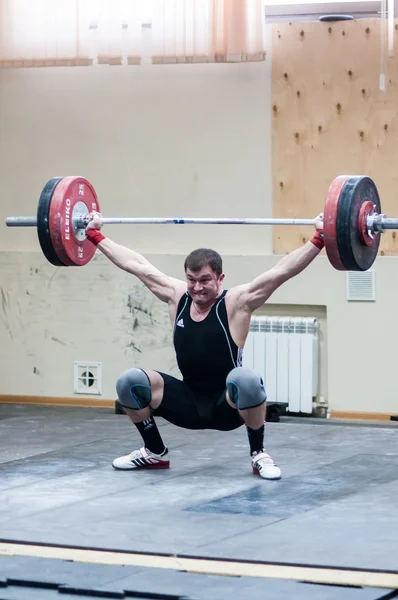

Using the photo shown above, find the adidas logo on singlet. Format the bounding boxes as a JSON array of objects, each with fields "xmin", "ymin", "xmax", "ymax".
[{"xmin": 177, "ymin": 319, "xmax": 184, "ymax": 328}]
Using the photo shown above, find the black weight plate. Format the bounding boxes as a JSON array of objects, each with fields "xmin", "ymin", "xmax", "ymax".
[
  {"xmin": 336, "ymin": 176, "xmax": 381, "ymax": 271},
  {"xmin": 37, "ymin": 177, "xmax": 66, "ymax": 267}
]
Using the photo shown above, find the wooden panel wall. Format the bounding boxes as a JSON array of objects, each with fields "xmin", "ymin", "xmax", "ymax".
[{"xmin": 272, "ymin": 18, "xmax": 398, "ymax": 254}]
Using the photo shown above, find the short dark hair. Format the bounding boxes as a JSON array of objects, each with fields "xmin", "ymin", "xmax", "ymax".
[{"xmin": 184, "ymin": 248, "xmax": 223, "ymax": 277}]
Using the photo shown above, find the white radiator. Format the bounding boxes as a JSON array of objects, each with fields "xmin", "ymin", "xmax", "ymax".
[{"xmin": 242, "ymin": 316, "xmax": 319, "ymax": 414}]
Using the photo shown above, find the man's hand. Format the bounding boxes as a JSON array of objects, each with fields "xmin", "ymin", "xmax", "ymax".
[
  {"xmin": 86, "ymin": 211, "xmax": 103, "ymax": 232},
  {"xmin": 313, "ymin": 212, "xmax": 324, "ymax": 232},
  {"xmin": 310, "ymin": 212, "xmax": 324, "ymax": 250}
]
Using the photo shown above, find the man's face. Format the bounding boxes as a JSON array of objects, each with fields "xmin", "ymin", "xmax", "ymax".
[{"xmin": 186, "ymin": 266, "xmax": 224, "ymax": 306}]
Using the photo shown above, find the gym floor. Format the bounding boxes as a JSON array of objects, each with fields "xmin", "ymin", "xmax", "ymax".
[{"xmin": 0, "ymin": 404, "xmax": 397, "ymax": 599}]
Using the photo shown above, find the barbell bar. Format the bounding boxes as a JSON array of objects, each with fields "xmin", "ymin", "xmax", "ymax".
[
  {"xmin": 6, "ymin": 216, "xmax": 318, "ymax": 228},
  {"xmin": 3, "ymin": 174, "xmax": 394, "ymax": 271},
  {"xmin": 6, "ymin": 214, "xmax": 398, "ymax": 230}
]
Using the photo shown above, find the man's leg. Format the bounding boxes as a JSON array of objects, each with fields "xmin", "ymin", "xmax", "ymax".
[
  {"xmin": 112, "ymin": 368, "xmax": 169, "ymax": 470},
  {"xmin": 113, "ymin": 369, "xmax": 207, "ymax": 470},
  {"xmin": 226, "ymin": 367, "xmax": 281, "ymax": 480}
]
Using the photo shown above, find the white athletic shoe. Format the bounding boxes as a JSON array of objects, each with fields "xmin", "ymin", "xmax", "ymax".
[
  {"xmin": 251, "ymin": 450, "xmax": 281, "ymax": 480},
  {"xmin": 112, "ymin": 446, "xmax": 170, "ymax": 471}
]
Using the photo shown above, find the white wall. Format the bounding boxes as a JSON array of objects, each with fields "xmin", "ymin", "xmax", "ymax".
[
  {"xmin": 1, "ymin": 52, "xmax": 397, "ymax": 416},
  {"xmin": 0, "ymin": 250, "xmax": 396, "ymax": 414},
  {"xmin": 0, "ymin": 61, "xmax": 273, "ymax": 255}
]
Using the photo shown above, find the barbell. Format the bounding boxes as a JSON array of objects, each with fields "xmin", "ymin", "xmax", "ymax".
[{"xmin": 4, "ymin": 174, "xmax": 396, "ymax": 271}]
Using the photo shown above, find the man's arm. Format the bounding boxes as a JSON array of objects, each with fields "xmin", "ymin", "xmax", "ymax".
[
  {"xmin": 85, "ymin": 214, "xmax": 186, "ymax": 304},
  {"xmin": 233, "ymin": 214, "xmax": 324, "ymax": 314}
]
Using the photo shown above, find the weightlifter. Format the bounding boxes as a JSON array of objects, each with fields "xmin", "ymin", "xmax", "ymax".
[{"xmin": 85, "ymin": 212, "xmax": 324, "ymax": 480}]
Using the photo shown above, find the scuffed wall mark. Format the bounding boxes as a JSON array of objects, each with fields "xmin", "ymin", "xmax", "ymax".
[
  {"xmin": 131, "ymin": 305, "xmax": 152, "ymax": 318},
  {"xmin": 51, "ymin": 336, "xmax": 75, "ymax": 347},
  {"xmin": 0, "ymin": 288, "xmax": 13, "ymax": 339},
  {"xmin": 15, "ymin": 299, "xmax": 22, "ymax": 317},
  {"xmin": 33, "ymin": 367, "xmax": 40, "ymax": 375},
  {"xmin": 2, "ymin": 325, "xmax": 13, "ymax": 340},
  {"xmin": 1, "ymin": 288, "xmax": 7, "ymax": 315},
  {"xmin": 126, "ymin": 341, "xmax": 142, "ymax": 352},
  {"xmin": 120, "ymin": 285, "xmax": 171, "ymax": 360},
  {"xmin": 127, "ymin": 293, "xmax": 153, "ymax": 319},
  {"xmin": 48, "ymin": 269, "xmax": 58, "ymax": 288},
  {"xmin": 29, "ymin": 267, "xmax": 39, "ymax": 275},
  {"xmin": 126, "ymin": 293, "xmax": 135, "ymax": 312}
]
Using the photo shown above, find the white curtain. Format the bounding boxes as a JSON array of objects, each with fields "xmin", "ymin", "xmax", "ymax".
[{"xmin": 0, "ymin": 0, "xmax": 266, "ymax": 68}]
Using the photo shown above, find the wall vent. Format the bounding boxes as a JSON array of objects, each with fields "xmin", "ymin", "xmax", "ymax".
[
  {"xmin": 74, "ymin": 362, "xmax": 102, "ymax": 395},
  {"xmin": 346, "ymin": 271, "xmax": 375, "ymax": 302}
]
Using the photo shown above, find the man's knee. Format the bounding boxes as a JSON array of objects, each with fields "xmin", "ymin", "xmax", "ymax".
[
  {"xmin": 226, "ymin": 367, "xmax": 266, "ymax": 410},
  {"xmin": 116, "ymin": 368, "xmax": 152, "ymax": 410}
]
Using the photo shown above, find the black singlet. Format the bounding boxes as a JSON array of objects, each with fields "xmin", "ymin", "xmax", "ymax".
[{"xmin": 173, "ymin": 290, "xmax": 242, "ymax": 395}]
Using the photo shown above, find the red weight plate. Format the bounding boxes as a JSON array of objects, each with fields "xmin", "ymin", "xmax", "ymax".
[
  {"xmin": 324, "ymin": 175, "xmax": 351, "ymax": 270},
  {"xmin": 48, "ymin": 177, "xmax": 100, "ymax": 267}
]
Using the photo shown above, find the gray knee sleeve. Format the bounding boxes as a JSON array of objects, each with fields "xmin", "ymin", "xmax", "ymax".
[
  {"xmin": 116, "ymin": 368, "xmax": 152, "ymax": 410},
  {"xmin": 226, "ymin": 367, "xmax": 266, "ymax": 410}
]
